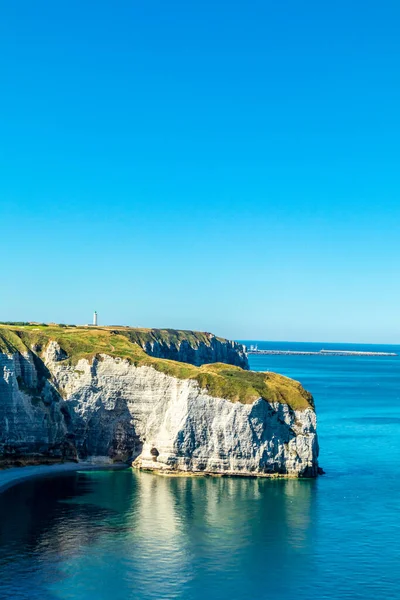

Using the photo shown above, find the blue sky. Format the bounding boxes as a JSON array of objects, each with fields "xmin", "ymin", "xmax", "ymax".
[{"xmin": 1, "ymin": 1, "xmax": 399, "ymax": 342}]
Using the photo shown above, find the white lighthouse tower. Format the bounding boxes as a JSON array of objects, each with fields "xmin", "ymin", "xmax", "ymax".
[{"xmin": 93, "ymin": 311, "xmax": 98, "ymax": 326}]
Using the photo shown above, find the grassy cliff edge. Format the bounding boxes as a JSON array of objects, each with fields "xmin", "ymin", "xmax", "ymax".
[{"xmin": 0, "ymin": 325, "xmax": 314, "ymax": 411}]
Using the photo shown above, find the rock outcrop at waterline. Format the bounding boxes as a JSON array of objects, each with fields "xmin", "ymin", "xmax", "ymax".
[{"xmin": 0, "ymin": 325, "xmax": 319, "ymax": 477}]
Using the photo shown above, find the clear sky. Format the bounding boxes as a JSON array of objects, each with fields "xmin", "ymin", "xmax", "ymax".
[{"xmin": 1, "ymin": 1, "xmax": 399, "ymax": 343}]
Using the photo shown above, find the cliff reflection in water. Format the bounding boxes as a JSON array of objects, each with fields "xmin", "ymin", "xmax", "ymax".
[{"xmin": 0, "ymin": 470, "xmax": 316, "ymax": 600}]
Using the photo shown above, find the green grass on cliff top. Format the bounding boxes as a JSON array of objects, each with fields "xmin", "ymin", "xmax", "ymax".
[
  {"xmin": 120, "ymin": 327, "xmax": 224, "ymax": 347},
  {"xmin": 0, "ymin": 325, "xmax": 313, "ymax": 411}
]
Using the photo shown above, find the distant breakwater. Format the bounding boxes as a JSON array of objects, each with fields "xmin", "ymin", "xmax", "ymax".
[{"xmin": 247, "ymin": 349, "xmax": 397, "ymax": 357}]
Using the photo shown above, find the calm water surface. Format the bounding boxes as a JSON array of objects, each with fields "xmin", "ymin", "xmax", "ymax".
[{"xmin": 1, "ymin": 341, "xmax": 400, "ymax": 600}]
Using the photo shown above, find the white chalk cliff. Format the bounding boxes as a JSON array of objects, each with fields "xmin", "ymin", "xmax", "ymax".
[{"xmin": 0, "ymin": 328, "xmax": 319, "ymax": 477}]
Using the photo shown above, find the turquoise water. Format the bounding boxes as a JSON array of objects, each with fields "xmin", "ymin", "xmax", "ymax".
[{"xmin": 1, "ymin": 342, "xmax": 400, "ymax": 599}]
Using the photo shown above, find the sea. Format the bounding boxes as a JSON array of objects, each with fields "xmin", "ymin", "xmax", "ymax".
[{"xmin": 0, "ymin": 340, "xmax": 400, "ymax": 600}]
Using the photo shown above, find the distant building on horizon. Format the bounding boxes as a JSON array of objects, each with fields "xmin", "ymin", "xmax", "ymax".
[{"xmin": 93, "ymin": 311, "xmax": 98, "ymax": 326}]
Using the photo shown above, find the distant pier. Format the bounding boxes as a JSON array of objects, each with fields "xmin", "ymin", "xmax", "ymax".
[{"xmin": 247, "ymin": 349, "xmax": 397, "ymax": 357}]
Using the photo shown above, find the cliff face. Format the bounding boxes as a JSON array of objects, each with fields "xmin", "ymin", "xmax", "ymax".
[
  {"xmin": 0, "ymin": 352, "xmax": 76, "ymax": 464},
  {"xmin": 116, "ymin": 328, "xmax": 249, "ymax": 369},
  {"xmin": 0, "ymin": 326, "xmax": 319, "ymax": 477},
  {"xmin": 139, "ymin": 336, "xmax": 248, "ymax": 369}
]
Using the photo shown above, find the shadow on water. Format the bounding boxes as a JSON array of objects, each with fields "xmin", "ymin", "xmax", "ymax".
[
  {"xmin": 0, "ymin": 470, "xmax": 317, "ymax": 600},
  {"xmin": 0, "ymin": 471, "xmax": 130, "ymax": 600}
]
